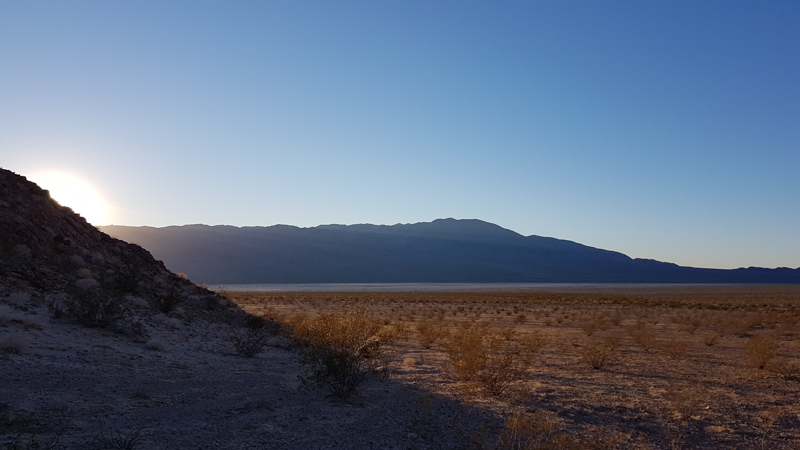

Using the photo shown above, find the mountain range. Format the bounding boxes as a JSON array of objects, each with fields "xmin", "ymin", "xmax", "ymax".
[{"xmin": 100, "ymin": 219, "xmax": 800, "ymax": 285}]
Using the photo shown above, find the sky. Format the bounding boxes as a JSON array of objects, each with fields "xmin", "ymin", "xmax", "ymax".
[{"xmin": 1, "ymin": 1, "xmax": 798, "ymax": 270}]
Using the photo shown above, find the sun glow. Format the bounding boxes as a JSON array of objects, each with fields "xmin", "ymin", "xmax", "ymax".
[{"xmin": 29, "ymin": 171, "xmax": 110, "ymax": 226}]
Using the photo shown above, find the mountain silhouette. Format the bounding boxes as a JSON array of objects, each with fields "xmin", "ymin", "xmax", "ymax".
[{"xmin": 100, "ymin": 219, "xmax": 800, "ymax": 284}]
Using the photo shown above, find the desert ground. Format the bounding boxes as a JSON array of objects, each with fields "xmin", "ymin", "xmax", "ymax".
[
  {"xmin": 2, "ymin": 284, "xmax": 799, "ymax": 449},
  {"xmin": 226, "ymin": 284, "xmax": 800, "ymax": 449}
]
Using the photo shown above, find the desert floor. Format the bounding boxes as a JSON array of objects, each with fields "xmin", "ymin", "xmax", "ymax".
[
  {"xmin": 2, "ymin": 285, "xmax": 799, "ymax": 449},
  {"xmin": 227, "ymin": 284, "xmax": 800, "ymax": 449}
]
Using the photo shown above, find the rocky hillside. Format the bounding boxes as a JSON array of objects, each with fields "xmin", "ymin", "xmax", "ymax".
[{"xmin": 0, "ymin": 168, "xmax": 228, "ymax": 310}]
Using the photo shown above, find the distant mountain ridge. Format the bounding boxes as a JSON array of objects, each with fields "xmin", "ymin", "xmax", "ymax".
[{"xmin": 100, "ymin": 219, "xmax": 800, "ymax": 285}]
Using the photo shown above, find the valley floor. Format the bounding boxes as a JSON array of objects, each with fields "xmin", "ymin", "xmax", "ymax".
[
  {"xmin": 2, "ymin": 285, "xmax": 799, "ymax": 449},
  {"xmin": 229, "ymin": 285, "xmax": 800, "ymax": 449}
]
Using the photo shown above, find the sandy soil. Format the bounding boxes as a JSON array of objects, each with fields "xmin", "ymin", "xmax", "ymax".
[
  {"xmin": 2, "ymin": 285, "xmax": 799, "ymax": 449},
  {"xmin": 1, "ymin": 293, "xmax": 499, "ymax": 449},
  {"xmin": 229, "ymin": 285, "xmax": 800, "ymax": 449}
]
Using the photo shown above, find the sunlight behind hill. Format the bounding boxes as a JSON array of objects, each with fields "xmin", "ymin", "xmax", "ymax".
[{"xmin": 29, "ymin": 171, "xmax": 110, "ymax": 226}]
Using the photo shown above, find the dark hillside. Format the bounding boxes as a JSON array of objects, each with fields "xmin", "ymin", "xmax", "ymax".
[{"xmin": 0, "ymin": 168, "xmax": 230, "ymax": 311}]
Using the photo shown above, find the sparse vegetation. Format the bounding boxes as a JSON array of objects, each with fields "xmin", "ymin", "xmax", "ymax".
[
  {"xmin": 47, "ymin": 288, "xmax": 128, "ymax": 330},
  {"xmin": 97, "ymin": 424, "xmax": 144, "ymax": 449},
  {"xmin": 229, "ymin": 329, "xmax": 270, "ymax": 357},
  {"xmin": 151, "ymin": 288, "xmax": 182, "ymax": 314},
  {"xmin": 416, "ymin": 319, "xmax": 448, "ymax": 349},
  {"xmin": 216, "ymin": 286, "xmax": 800, "ymax": 448},
  {"xmin": 744, "ymin": 334, "xmax": 779, "ymax": 370},
  {"xmin": 579, "ymin": 337, "xmax": 619, "ymax": 370},
  {"xmin": 444, "ymin": 324, "xmax": 543, "ymax": 395},
  {"xmin": 291, "ymin": 307, "xmax": 387, "ymax": 399}
]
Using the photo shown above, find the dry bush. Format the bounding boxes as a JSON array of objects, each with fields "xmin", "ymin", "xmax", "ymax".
[
  {"xmin": 660, "ymin": 340, "xmax": 690, "ymax": 361},
  {"xmin": 416, "ymin": 319, "xmax": 448, "ymax": 349},
  {"xmin": 496, "ymin": 410, "xmax": 624, "ymax": 450},
  {"xmin": 0, "ymin": 333, "xmax": 30, "ymax": 354},
  {"xmin": 292, "ymin": 307, "xmax": 386, "ymax": 399},
  {"xmin": 725, "ymin": 314, "xmax": 762, "ymax": 336},
  {"xmin": 229, "ymin": 329, "xmax": 270, "ymax": 357},
  {"xmin": 444, "ymin": 325, "xmax": 542, "ymax": 396},
  {"xmin": 381, "ymin": 321, "xmax": 411, "ymax": 342},
  {"xmin": 579, "ymin": 337, "xmax": 619, "ymax": 370},
  {"xmin": 581, "ymin": 319, "xmax": 599, "ymax": 337},
  {"xmin": 629, "ymin": 321, "xmax": 656, "ymax": 352},
  {"xmin": 151, "ymin": 288, "xmax": 182, "ymax": 314},
  {"xmin": 702, "ymin": 332, "xmax": 720, "ymax": 347},
  {"xmin": 496, "ymin": 410, "xmax": 567, "ymax": 450},
  {"xmin": 767, "ymin": 358, "xmax": 800, "ymax": 380},
  {"xmin": 744, "ymin": 334, "xmax": 779, "ymax": 370},
  {"xmin": 665, "ymin": 383, "xmax": 702, "ymax": 421},
  {"xmin": 48, "ymin": 288, "xmax": 135, "ymax": 332}
]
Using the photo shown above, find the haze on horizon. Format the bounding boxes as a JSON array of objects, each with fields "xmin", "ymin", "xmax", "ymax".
[{"xmin": 1, "ymin": 1, "xmax": 798, "ymax": 271}]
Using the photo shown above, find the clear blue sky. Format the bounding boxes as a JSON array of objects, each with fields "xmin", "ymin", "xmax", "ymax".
[{"xmin": 1, "ymin": 1, "xmax": 798, "ymax": 270}]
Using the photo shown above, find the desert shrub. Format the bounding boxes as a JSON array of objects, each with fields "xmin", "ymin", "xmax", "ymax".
[
  {"xmin": 151, "ymin": 289, "xmax": 182, "ymax": 314},
  {"xmin": 665, "ymin": 383, "xmax": 702, "ymax": 421},
  {"xmin": 246, "ymin": 314, "xmax": 268, "ymax": 330},
  {"xmin": 579, "ymin": 337, "xmax": 619, "ymax": 370},
  {"xmin": 416, "ymin": 319, "xmax": 448, "ymax": 349},
  {"xmin": 292, "ymin": 307, "xmax": 386, "ymax": 399},
  {"xmin": 444, "ymin": 326, "xmax": 542, "ymax": 396},
  {"xmin": 98, "ymin": 424, "xmax": 145, "ymax": 449},
  {"xmin": 744, "ymin": 334, "xmax": 779, "ymax": 370},
  {"xmin": 112, "ymin": 264, "xmax": 141, "ymax": 294},
  {"xmin": 581, "ymin": 319, "xmax": 599, "ymax": 337},
  {"xmin": 702, "ymin": 333, "xmax": 720, "ymax": 347},
  {"xmin": 383, "ymin": 321, "xmax": 412, "ymax": 342},
  {"xmin": 629, "ymin": 321, "xmax": 656, "ymax": 352},
  {"xmin": 660, "ymin": 340, "xmax": 690, "ymax": 361},
  {"xmin": 767, "ymin": 359, "xmax": 800, "ymax": 381},
  {"xmin": 496, "ymin": 410, "xmax": 579, "ymax": 450},
  {"xmin": 0, "ymin": 333, "xmax": 30, "ymax": 354},
  {"xmin": 678, "ymin": 313, "xmax": 704, "ymax": 334},
  {"xmin": 229, "ymin": 329, "xmax": 270, "ymax": 357},
  {"xmin": 48, "ymin": 289, "xmax": 128, "ymax": 329}
]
